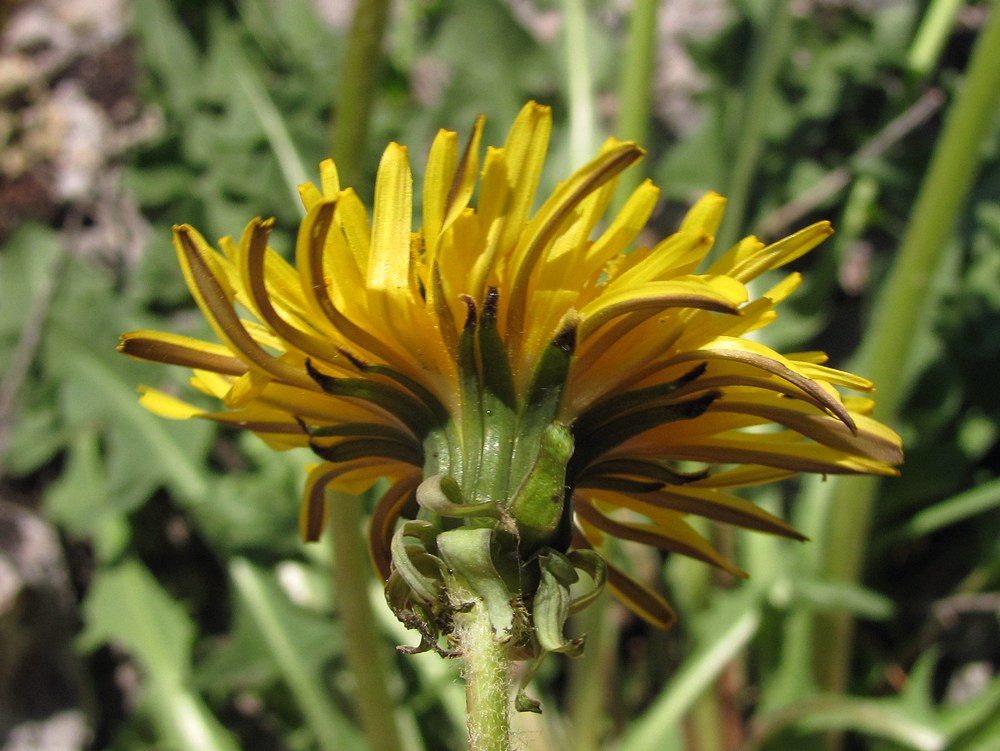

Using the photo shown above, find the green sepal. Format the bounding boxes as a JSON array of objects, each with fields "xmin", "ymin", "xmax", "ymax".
[
  {"xmin": 510, "ymin": 320, "xmax": 577, "ymax": 484},
  {"xmin": 416, "ymin": 474, "xmax": 501, "ymax": 520},
  {"xmin": 514, "ymin": 686, "xmax": 543, "ymax": 714},
  {"xmin": 565, "ymin": 550, "xmax": 606, "ymax": 615},
  {"xmin": 339, "ymin": 349, "xmax": 450, "ymax": 425},
  {"xmin": 507, "ymin": 422, "xmax": 574, "ymax": 551},
  {"xmin": 477, "ymin": 288, "xmax": 517, "ymax": 410},
  {"xmin": 390, "ymin": 521, "xmax": 447, "ymax": 604},
  {"xmin": 307, "ymin": 436, "xmax": 423, "ymax": 466},
  {"xmin": 475, "ymin": 288, "xmax": 518, "ymax": 503},
  {"xmin": 513, "ymin": 549, "xmax": 607, "ymax": 714},
  {"xmin": 572, "ymin": 391, "xmax": 721, "ymax": 470},
  {"xmin": 533, "ymin": 549, "xmax": 584, "ymax": 657},
  {"xmin": 436, "ymin": 528, "xmax": 515, "ymax": 637},
  {"xmin": 578, "ymin": 458, "xmax": 709, "ymax": 487},
  {"xmin": 305, "ymin": 359, "xmax": 435, "ymax": 437},
  {"xmin": 385, "ymin": 571, "xmax": 456, "ymax": 658},
  {"xmin": 456, "ymin": 298, "xmax": 484, "ymax": 491},
  {"xmin": 573, "ymin": 362, "xmax": 707, "ymax": 436}
]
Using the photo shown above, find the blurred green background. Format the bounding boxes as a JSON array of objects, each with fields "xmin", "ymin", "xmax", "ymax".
[{"xmin": 1, "ymin": 0, "xmax": 998, "ymax": 749}]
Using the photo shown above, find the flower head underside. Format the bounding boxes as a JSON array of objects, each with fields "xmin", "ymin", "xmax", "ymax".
[{"xmin": 120, "ymin": 102, "xmax": 902, "ymax": 631}]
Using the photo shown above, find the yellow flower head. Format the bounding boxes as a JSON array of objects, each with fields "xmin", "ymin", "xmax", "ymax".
[{"xmin": 120, "ymin": 102, "xmax": 902, "ymax": 631}]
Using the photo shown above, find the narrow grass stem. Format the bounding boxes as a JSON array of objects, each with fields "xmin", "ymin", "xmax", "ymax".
[
  {"xmin": 563, "ymin": 0, "xmax": 595, "ymax": 168},
  {"xmin": 566, "ymin": 602, "xmax": 616, "ymax": 751},
  {"xmin": 713, "ymin": 0, "xmax": 793, "ymax": 259},
  {"xmin": 811, "ymin": 4, "xmax": 1000, "ymax": 695},
  {"xmin": 328, "ymin": 490, "xmax": 405, "ymax": 751},
  {"xmin": 455, "ymin": 597, "xmax": 512, "ymax": 751},
  {"xmin": 612, "ymin": 0, "xmax": 659, "ymax": 211},
  {"xmin": 907, "ymin": 0, "xmax": 964, "ymax": 77},
  {"xmin": 331, "ymin": 0, "xmax": 392, "ymax": 189}
]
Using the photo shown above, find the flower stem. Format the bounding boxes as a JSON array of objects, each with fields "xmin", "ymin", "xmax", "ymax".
[
  {"xmin": 713, "ymin": 0, "xmax": 793, "ymax": 258},
  {"xmin": 566, "ymin": 604, "xmax": 616, "ymax": 751},
  {"xmin": 810, "ymin": 3, "xmax": 1000, "ymax": 694},
  {"xmin": 455, "ymin": 597, "xmax": 512, "ymax": 751},
  {"xmin": 907, "ymin": 0, "xmax": 963, "ymax": 78},
  {"xmin": 562, "ymin": 0, "xmax": 595, "ymax": 168},
  {"xmin": 327, "ymin": 490, "xmax": 405, "ymax": 751},
  {"xmin": 612, "ymin": 0, "xmax": 658, "ymax": 212},
  {"xmin": 331, "ymin": 0, "xmax": 392, "ymax": 189}
]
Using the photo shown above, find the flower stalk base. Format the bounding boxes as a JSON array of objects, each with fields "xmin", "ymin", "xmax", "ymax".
[{"xmin": 455, "ymin": 596, "xmax": 513, "ymax": 751}]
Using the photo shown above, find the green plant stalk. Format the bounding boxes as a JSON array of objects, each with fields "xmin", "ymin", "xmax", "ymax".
[
  {"xmin": 327, "ymin": 490, "xmax": 405, "ymax": 751},
  {"xmin": 331, "ymin": 0, "xmax": 391, "ymax": 189},
  {"xmin": 690, "ymin": 692, "xmax": 726, "ymax": 751},
  {"xmin": 811, "ymin": 5, "xmax": 1000, "ymax": 694},
  {"xmin": 907, "ymin": 0, "xmax": 964, "ymax": 78},
  {"xmin": 613, "ymin": 0, "xmax": 658, "ymax": 212},
  {"xmin": 229, "ymin": 558, "xmax": 361, "ymax": 750},
  {"xmin": 563, "ymin": 0, "xmax": 595, "ymax": 168},
  {"xmin": 455, "ymin": 597, "xmax": 512, "ymax": 751},
  {"xmin": 146, "ymin": 680, "xmax": 242, "ymax": 751},
  {"xmin": 620, "ymin": 590, "xmax": 762, "ymax": 751},
  {"xmin": 713, "ymin": 0, "xmax": 793, "ymax": 259},
  {"xmin": 566, "ymin": 601, "xmax": 616, "ymax": 751}
]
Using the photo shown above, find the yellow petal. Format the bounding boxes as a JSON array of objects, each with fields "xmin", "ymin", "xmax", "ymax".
[
  {"xmin": 137, "ymin": 386, "xmax": 205, "ymax": 419},
  {"xmin": 679, "ymin": 191, "xmax": 727, "ymax": 237},
  {"xmin": 709, "ymin": 222, "xmax": 833, "ymax": 282},
  {"xmin": 579, "ymin": 276, "xmax": 745, "ymax": 341},
  {"xmin": 369, "ymin": 143, "xmax": 414, "ymax": 295}
]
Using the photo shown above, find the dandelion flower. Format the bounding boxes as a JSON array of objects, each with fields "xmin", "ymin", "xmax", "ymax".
[{"xmin": 120, "ymin": 102, "xmax": 902, "ymax": 641}]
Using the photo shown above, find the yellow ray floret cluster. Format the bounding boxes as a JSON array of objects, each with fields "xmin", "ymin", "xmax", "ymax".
[{"xmin": 120, "ymin": 102, "xmax": 902, "ymax": 628}]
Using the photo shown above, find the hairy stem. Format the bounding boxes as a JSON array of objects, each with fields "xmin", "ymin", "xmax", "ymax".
[{"xmin": 455, "ymin": 597, "xmax": 512, "ymax": 751}]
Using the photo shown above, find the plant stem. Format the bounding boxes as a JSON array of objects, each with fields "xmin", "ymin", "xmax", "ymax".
[
  {"xmin": 455, "ymin": 597, "xmax": 512, "ymax": 751},
  {"xmin": 566, "ymin": 602, "xmax": 616, "ymax": 751},
  {"xmin": 713, "ymin": 0, "xmax": 793, "ymax": 259},
  {"xmin": 811, "ymin": 2, "xmax": 1000, "ymax": 694},
  {"xmin": 563, "ymin": 0, "xmax": 595, "ymax": 168},
  {"xmin": 907, "ymin": 0, "xmax": 964, "ymax": 78},
  {"xmin": 328, "ymin": 490, "xmax": 405, "ymax": 751},
  {"xmin": 331, "ymin": 0, "xmax": 392, "ymax": 190},
  {"xmin": 613, "ymin": 0, "xmax": 658, "ymax": 212}
]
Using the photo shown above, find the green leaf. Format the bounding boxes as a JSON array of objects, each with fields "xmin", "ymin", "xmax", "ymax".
[
  {"xmin": 46, "ymin": 329, "xmax": 211, "ymax": 507},
  {"xmin": 78, "ymin": 558, "xmax": 240, "ymax": 751},
  {"xmin": 131, "ymin": 0, "xmax": 201, "ymax": 117},
  {"xmin": 619, "ymin": 586, "xmax": 764, "ymax": 751},
  {"xmin": 898, "ymin": 476, "xmax": 1000, "ymax": 539},
  {"xmin": 0, "ymin": 223, "xmax": 61, "ymax": 342},
  {"xmin": 44, "ymin": 429, "xmax": 130, "ymax": 561},
  {"xmin": 221, "ymin": 558, "xmax": 362, "ymax": 750},
  {"xmin": 785, "ymin": 577, "xmax": 895, "ymax": 621},
  {"xmin": 79, "ymin": 557, "xmax": 194, "ymax": 682}
]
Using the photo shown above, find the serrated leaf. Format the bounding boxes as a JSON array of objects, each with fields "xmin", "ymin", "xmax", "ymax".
[
  {"xmin": 224, "ymin": 558, "xmax": 362, "ymax": 750},
  {"xmin": 79, "ymin": 558, "xmax": 195, "ymax": 684},
  {"xmin": 46, "ymin": 330, "xmax": 211, "ymax": 506},
  {"xmin": 44, "ymin": 430, "xmax": 131, "ymax": 560}
]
